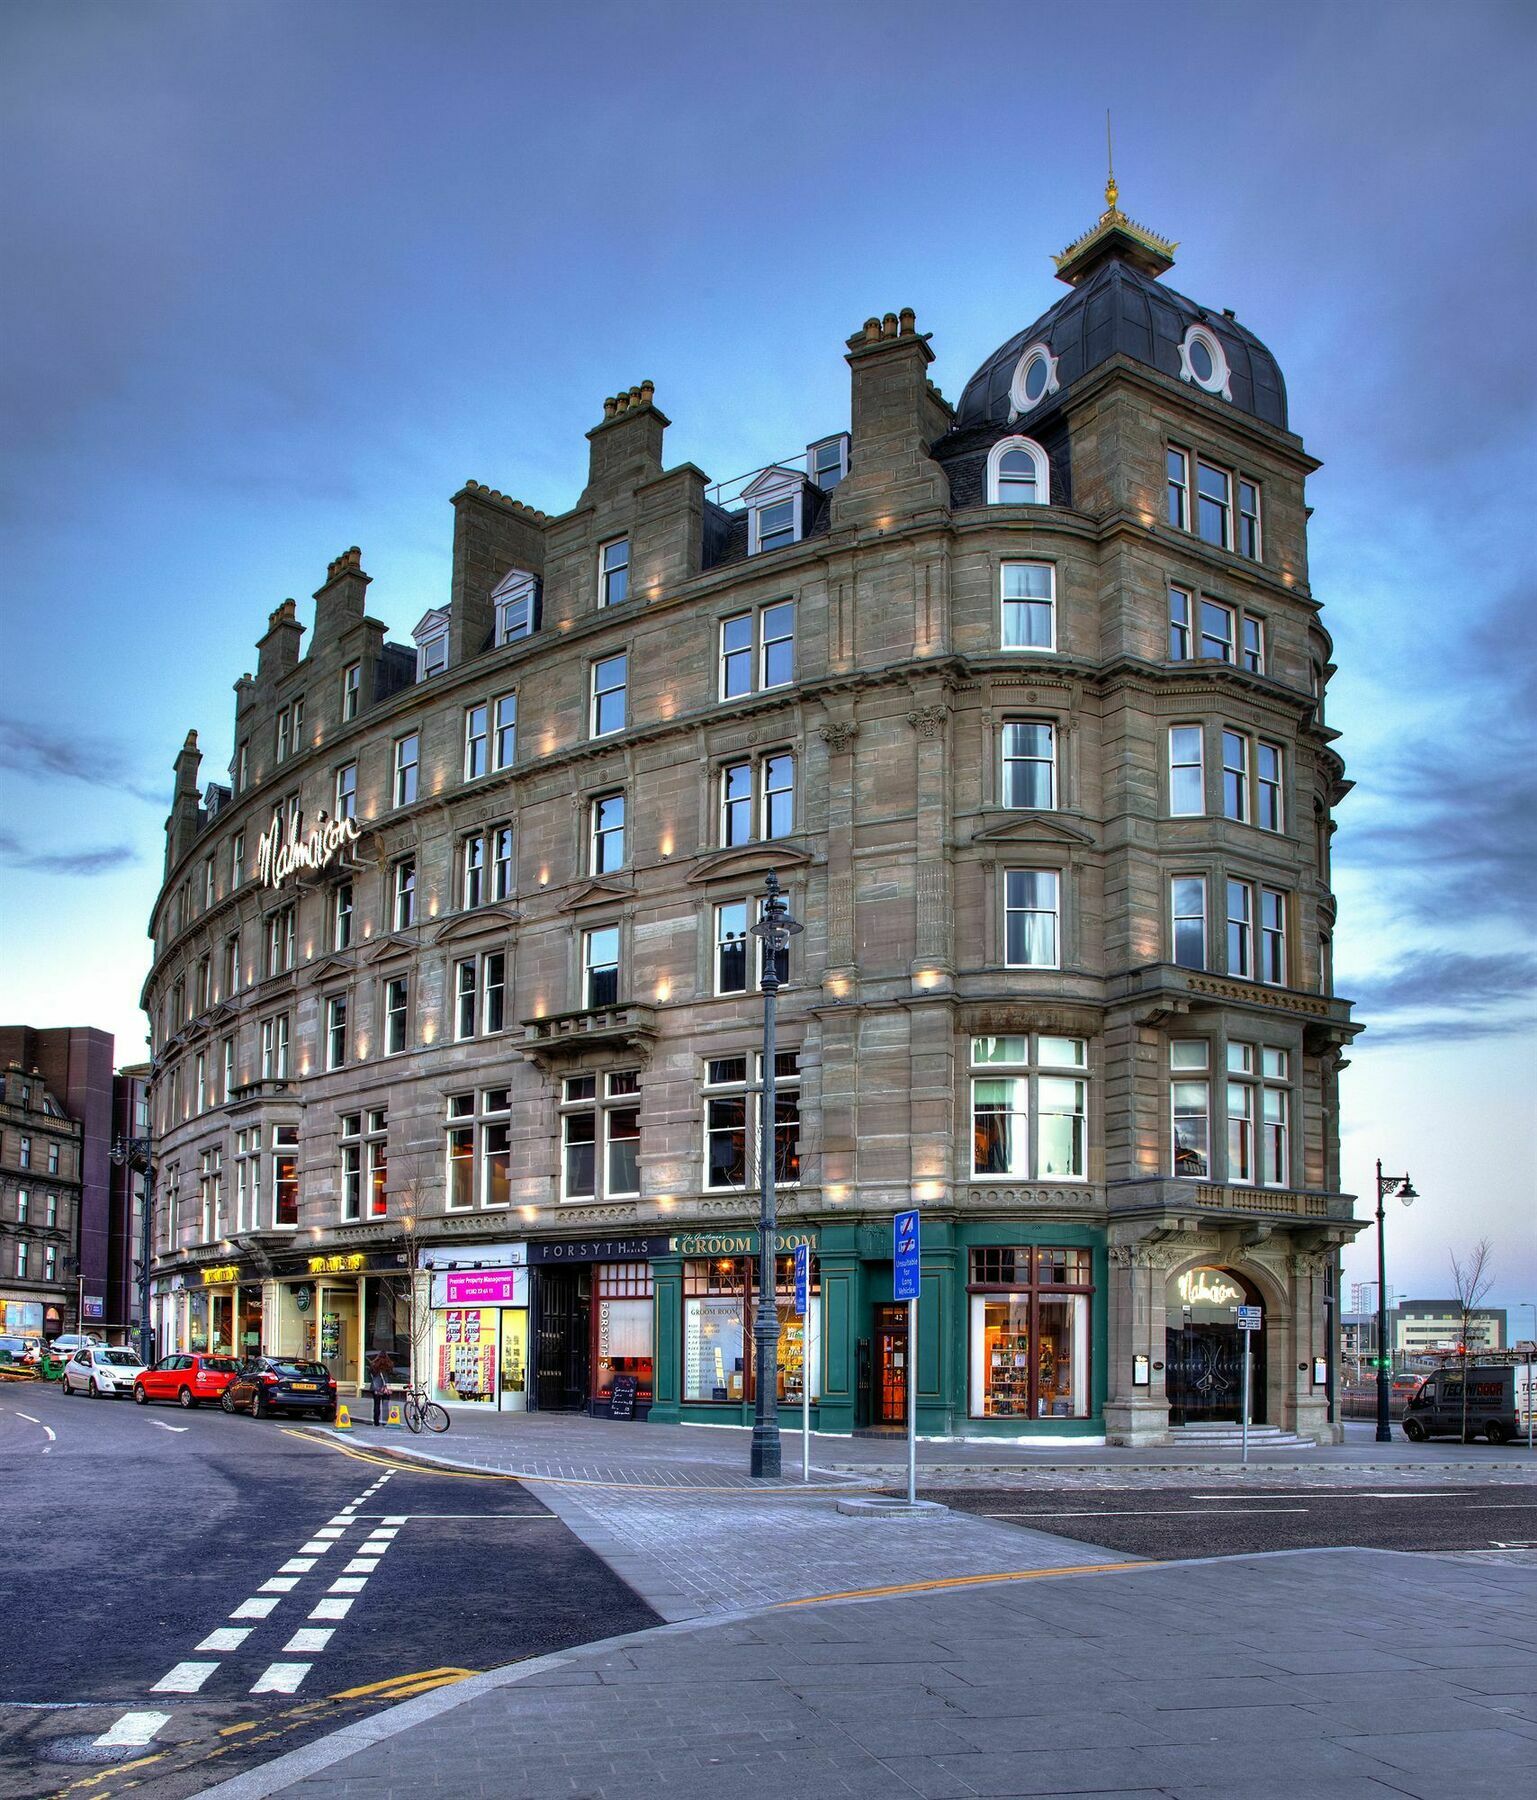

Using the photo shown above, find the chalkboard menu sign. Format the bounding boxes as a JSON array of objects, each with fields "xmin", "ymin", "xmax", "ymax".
[{"xmin": 609, "ymin": 1374, "xmax": 638, "ymax": 1420}]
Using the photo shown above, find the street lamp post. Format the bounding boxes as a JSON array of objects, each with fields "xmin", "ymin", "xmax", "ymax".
[
  {"xmin": 109, "ymin": 1125, "xmax": 157, "ymax": 1368},
  {"xmin": 1374, "ymin": 1160, "xmax": 1418, "ymax": 1443},
  {"xmin": 747, "ymin": 871, "xmax": 802, "ymax": 1480}
]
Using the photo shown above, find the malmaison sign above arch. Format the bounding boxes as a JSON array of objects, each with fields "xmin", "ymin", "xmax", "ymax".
[{"xmin": 256, "ymin": 811, "xmax": 363, "ymax": 890}]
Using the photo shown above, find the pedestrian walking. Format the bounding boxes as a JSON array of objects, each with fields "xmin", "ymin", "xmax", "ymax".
[{"xmin": 368, "ymin": 1351, "xmax": 393, "ymax": 1426}]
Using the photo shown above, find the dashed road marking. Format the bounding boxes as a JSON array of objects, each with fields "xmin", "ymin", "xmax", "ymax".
[
  {"xmin": 152, "ymin": 1661, "xmax": 219, "ymax": 1694},
  {"xmin": 342, "ymin": 1558, "xmax": 381, "ymax": 1573},
  {"xmin": 327, "ymin": 1577, "xmax": 367, "ymax": 1593},
  {"xmin": 299, "ymin": 1539, "xmax": 334, "ymax": 1554},
  {"xmin": 283, "ymin": 1628, "xmax": 334, "ymax": 1652},
  {"xmin": 93, "ymin": 1710, "xmax": 171, "ymax": 1748},
  {"xmin": 152, "ymin": 1421, "xmax": 190, "ymax": 1432},
  {"xmin": 258, "ymin": 1576, "xmax": 300, "ymax": 1593},
  {"xmin": 231, "ymin": 1597, "xmax": 280, "ymax": 1620},
  {"xmin": 309, "ymin": 1597, "xmax": 354, "ymax": 1620},
  {"xmin": 197, "ymin": 1628, "xmax": 253, "ymax": 1652},
  {"xmin": 251, "ymin": 1662, "xmax": 310, "ymax": 1695},
  {"xmin": 315, "ymin": 1527, "xmax": 345, "ymax": 1540},
  {"xmin": 279, "ymin": 1557, "xmax": 317, "ymax": 1573},
  {"xmin": 984, "ymin": 1507, "xmax": 1309, "ymax": 1519}
]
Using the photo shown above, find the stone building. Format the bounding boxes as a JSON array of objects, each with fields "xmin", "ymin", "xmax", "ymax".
[
  {"xmin": 0, "ymin": 1025, "xmax": 115, "ymax": 1343},
  {"xmin": 142, "ymin": 188, "xmax": 1360, "ymax": 1443}
]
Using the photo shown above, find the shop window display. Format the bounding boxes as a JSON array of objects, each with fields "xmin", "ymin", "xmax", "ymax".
[
  {"xmin": 968, "ymin": 1246, "xmax": 1091, "ymax": 1420},
  {"xmin": 593, "ymin": 1262, "xmax": 654, "ymax": 1407},
  {"xmin": 681, "ymin": 1252, "xmax": 819, "ymax": 1406}
]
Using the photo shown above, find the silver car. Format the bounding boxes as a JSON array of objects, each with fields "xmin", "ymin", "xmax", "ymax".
[{"xmin": 61, "ymin": 1346, "xmax": 147, "ymax": 1398}]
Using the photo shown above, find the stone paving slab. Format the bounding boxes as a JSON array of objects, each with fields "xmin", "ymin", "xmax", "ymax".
[
  {"xmin": 196, "ymin": 1549, "xmax": 1537, "ymax": 1800},
  {"xmin": 335, "ymin": 1410, "xmax": 1537, "ymax": 1485}
]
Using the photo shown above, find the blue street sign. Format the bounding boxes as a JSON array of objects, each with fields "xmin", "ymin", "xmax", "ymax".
[
  {"xmin": 793, "ymin": 1243, "xmax": 809, "ymax": 1317},
  {"xmin": 1235, "ymin": 1305, "xmax": 1262, "ymax": 1332},
  {"xmin": 893, "ymin": 1209, "xmax": 921, "ymax": 1301}
]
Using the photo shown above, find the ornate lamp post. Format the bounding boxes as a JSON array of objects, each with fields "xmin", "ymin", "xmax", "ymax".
[
  {"xmin": 747, "ymin": 871, "xmax": 802, "ymax": 1479},
  {"xmin": 1374, "ymin": 1160, "xmax": 1418, "ymax": 1443},
  {"xmin": 110, "ymin": 1114, "xmax": 157, "ymax": 1368}
]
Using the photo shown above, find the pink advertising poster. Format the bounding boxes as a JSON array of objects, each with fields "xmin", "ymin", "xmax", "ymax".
[{"xmin": 444, "ymin": 1270, "xmax": 520, "ymax": 1307}]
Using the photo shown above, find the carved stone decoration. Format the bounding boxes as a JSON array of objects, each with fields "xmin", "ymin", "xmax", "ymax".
[
  {"xmin": 962, "ymin": 1185, "xmax": 1101, "ymax": 1210},
  {"xmin": 557, "ymin": 1203, "xmax": 640, "ymax": 1227},
  {"xmin": 906, "ymin": 704, "xmax": 949, "ymax": 738},
  {"xmin": 818, "ymin": 720, "xmax": 860, "ymax": 753}
]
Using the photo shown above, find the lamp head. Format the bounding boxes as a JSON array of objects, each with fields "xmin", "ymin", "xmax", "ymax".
[{"xmin": 1399, "ymin": 1178, "xmax": 1418, "ymax": 1205}]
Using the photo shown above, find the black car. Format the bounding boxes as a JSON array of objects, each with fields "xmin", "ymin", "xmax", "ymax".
[{"xmin": 221, "ymin": 1357, "xmax": 338, "ymax": 1420}]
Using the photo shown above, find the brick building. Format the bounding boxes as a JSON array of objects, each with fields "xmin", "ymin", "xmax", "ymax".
[{"xmin": 142, "ymin": 188, "xmax": 1360, "ymax": 1443}]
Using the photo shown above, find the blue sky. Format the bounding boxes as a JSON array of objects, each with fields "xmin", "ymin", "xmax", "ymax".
[{"xmin": 2, "ymin": 1, "xmax": 1532, "ymax": 1316}]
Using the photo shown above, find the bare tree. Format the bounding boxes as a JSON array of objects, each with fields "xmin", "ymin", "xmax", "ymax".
[{"xmin": 1449, "ymin": 1237, "xmax": 1496, "ymax": 1441}]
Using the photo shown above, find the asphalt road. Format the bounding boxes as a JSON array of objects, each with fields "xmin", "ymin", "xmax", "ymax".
[
  {"xmin": 930, "ymin": 1482, "xmax": 1537, "ymax": 1559},
  {"xmin": 0, "ymin": 1380, "xmax": 658, "ymax": 1800}
]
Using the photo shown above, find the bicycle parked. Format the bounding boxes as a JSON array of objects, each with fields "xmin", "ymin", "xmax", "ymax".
[{"xmin": 400, "ymin": 1383, "xmax": 451, "ymax": 1434}]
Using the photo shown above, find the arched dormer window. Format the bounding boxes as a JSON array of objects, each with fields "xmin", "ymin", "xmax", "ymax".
[{"xmin": 986, "ymin": 437, "xmax": 1050, "ymax": 506}]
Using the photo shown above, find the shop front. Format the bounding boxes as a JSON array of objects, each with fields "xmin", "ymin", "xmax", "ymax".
[
  {"xmin": 528, "ymin": 1236, "xmax": 670, "ymax": 1417},
  {"xmin": 269, "ymin": 1251, "xmax": 411, "ymax": 1395},
  {"xmin": 648, "ymin": 1229, "xmax": 821, "ymax": 1428},
  {"xmin": 176, "ymin": 1263, "xmax": 259, "ymax": 1359},
  {"xmin": 427, "ymin": 1242, "xmax": 529, "ymax": 1411},
  {"xmin": 803, "ymin": 1218, "xmax": 1107, "ymax": 1439}
]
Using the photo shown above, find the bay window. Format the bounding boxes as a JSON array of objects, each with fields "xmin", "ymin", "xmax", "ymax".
[
  {"xmin": 1172, "ymin": 875, "xmax": 1207, "ymax": 969},
  {"xmin": 1169, "ymin": 726, "xmax": 1204, "ymax": 816},
  {"xmin": 970, "ymin": 1036, "xmax": 1087, "ymax": 1181},
  {"xmin": 1000, "ymin": 561, "xmax": 1055, "ymax": 650},
  {"xmin": 1001, "ymin": 721, "xmax": 1055, "ymax": 808},
  {"xmin": 1170, "ymin": 1041, "xmax": 1211, "ymax": 1177},
  {"xmin": 271, "ymin": 1124, "xmax": 299, "ymax": 1226},
  {"xmin": 1003, "ymin": 868, "xmax": 1059, "ymax": 968}
]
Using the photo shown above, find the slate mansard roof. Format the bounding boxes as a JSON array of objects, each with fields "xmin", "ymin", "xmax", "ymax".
[{"xmin": 952, "ymin": 253, "xmax": 1289, "ymax": 437}]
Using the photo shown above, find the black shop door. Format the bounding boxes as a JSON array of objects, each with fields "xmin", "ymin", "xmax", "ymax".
[
  {"xmin": 1165, "ymin": 1322, "xmax": 1266, "ymax": 1425},
  {"xmin": 536, "ymin": 1266, "xmax": 590, "ymax": 1412}
]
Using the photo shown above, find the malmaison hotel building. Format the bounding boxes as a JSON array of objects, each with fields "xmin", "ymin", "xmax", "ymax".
[{"xmin": 143, "ymin": 194, "xmax": 1361, "ymax": 1445}]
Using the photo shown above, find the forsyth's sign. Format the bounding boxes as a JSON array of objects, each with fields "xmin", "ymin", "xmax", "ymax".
[{"xmin": 256, "ymin": 810, "xmax": 362, "ymax": 889}]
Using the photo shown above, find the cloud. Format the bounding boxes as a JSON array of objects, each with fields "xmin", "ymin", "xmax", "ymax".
[
  {"xmin": 0, "ymin": 715, "xmax": 163, "ymax": 805},
  {"xmin": 0, "ymin": 827, "xmax": 138, "ymax": 877},
  {"xmin": 1342, "ymin": 949, "xmax": 1537, "ymax": 1046}
]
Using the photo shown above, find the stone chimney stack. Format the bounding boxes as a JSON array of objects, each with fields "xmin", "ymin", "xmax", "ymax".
[
  {"xmin": 311, "ymin": 546, "xmax": 370, "ymax": 648},
  {"xmin": 449, "ymin": 484, "xmax": 549, "ymax": 668},
  {"xmin": 831, "ymin": 311, "xmax": 951, "ymax": 531},
  {"xmin": 580, "ymin": 382, "xmax": 667, "ymax": 503},
  {"xmin": 167, "ymin": 729, "xmax": 203, "ymax": 871},
  {"xmin": 255, "ymin": 598, "xmax": 305, "ymax": 685}
]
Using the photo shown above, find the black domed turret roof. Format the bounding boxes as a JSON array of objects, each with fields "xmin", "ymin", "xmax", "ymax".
[{"xmin": 953, "ymin": 253, "xmax": 1288, "ymax": 436}]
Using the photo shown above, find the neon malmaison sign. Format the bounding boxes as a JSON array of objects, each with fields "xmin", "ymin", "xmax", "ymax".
[{"xmin": 256, "ymin": 811, "xmax": 362, "ymax": 889}]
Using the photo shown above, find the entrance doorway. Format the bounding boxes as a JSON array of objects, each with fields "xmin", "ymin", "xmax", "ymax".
[
  {"xmin": 1165, "ymin": 1266, "xmax": 1267, "ymax": 1426},
  {"xmin": 535, "ymin": 1266, "xmax": 590, "ymax": 1411},
  {"xmin": 874, "ymin": 1303, "xmax": 908, "ymax": 1426}
]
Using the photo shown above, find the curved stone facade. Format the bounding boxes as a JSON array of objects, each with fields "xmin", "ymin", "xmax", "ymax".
[{"xmin": 143, "ymin": 222, "xmax": 1360, "ymax": 1441}]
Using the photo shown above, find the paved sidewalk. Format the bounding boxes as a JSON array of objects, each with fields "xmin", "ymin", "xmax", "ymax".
[
  {"xmin": 338, "ymin": 1410, "xmax": 1537, "ymax": 1482},
  {"xmin": 199, "ymin": 1548, "xmax": 1537, "ymax": 1799}
]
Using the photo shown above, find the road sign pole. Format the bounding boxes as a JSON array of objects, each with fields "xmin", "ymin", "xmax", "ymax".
[
  {"xmin": 908, "ymin": 1288, "xmax": 918, "ymax": 1506},
  {"xmin": 1241, "ymin": 1337, "xmax": 1251, "ymax": 1466},
  {"xmin": 794, "ymin": 1243, "xmax": 811, "ymax": 1483}
]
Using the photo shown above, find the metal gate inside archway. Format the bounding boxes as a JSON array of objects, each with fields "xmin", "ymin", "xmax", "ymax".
[{"xmin": 1165, "ymin": 1266, "xmax": 1267, "ymax": 1425}]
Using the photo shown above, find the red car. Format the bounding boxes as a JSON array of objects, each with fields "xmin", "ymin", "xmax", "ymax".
[{"xmin": 133, "ymin": 1352, "xmax": 241, "ymax": 1409}]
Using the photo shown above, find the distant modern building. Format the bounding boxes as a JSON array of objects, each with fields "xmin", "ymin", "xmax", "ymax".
[
  {"xmin": 1394, "ymin": 1299, "xmax": 1505, "ymax": 1357},
  {"xmin": 140, "ymin": 182, "xmax": 1362, "ymax": 1442},
  {"xmin": 0, "ymin": 1025, "xmax": 114, "ymax": 1340}
]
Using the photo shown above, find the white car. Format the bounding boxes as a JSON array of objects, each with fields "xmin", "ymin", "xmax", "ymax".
[{"xmin": 62, "ymin": 1346, "xmax": 147, "ymax": 1398}]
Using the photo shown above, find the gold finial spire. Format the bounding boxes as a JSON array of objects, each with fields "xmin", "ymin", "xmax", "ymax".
[{"xmin": 1053, "ymin": 123, "xmax": 1177, "ymax": 286}]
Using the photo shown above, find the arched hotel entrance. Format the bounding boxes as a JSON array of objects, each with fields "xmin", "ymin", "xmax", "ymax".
[{"xmin": 1165, "ymin": 1265, "xmax": 1267, "ymax": 1426}]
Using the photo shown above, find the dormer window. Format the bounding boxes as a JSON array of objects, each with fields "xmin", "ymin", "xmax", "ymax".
[
  {"xmin": 986, "ymin": 436, "xmax": 1050, "ymax": 506},
  {"xmin": 1179, "ymin": 323, "xmax": 1232, "ymax": 400},
  {"xmin": 492, "ymin": 569, "xmax": 540, "ymax": 643},
  {"xmin": 807, "ymin": 434, "xmax": 849, "ymax": 491},
  {"xmin": 742, "ymin": 466, "xmax": 805, "ymax": 557},
  {"xmin": 412, "ymin": 607, "xmax": 452, "ymax": 680}
]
